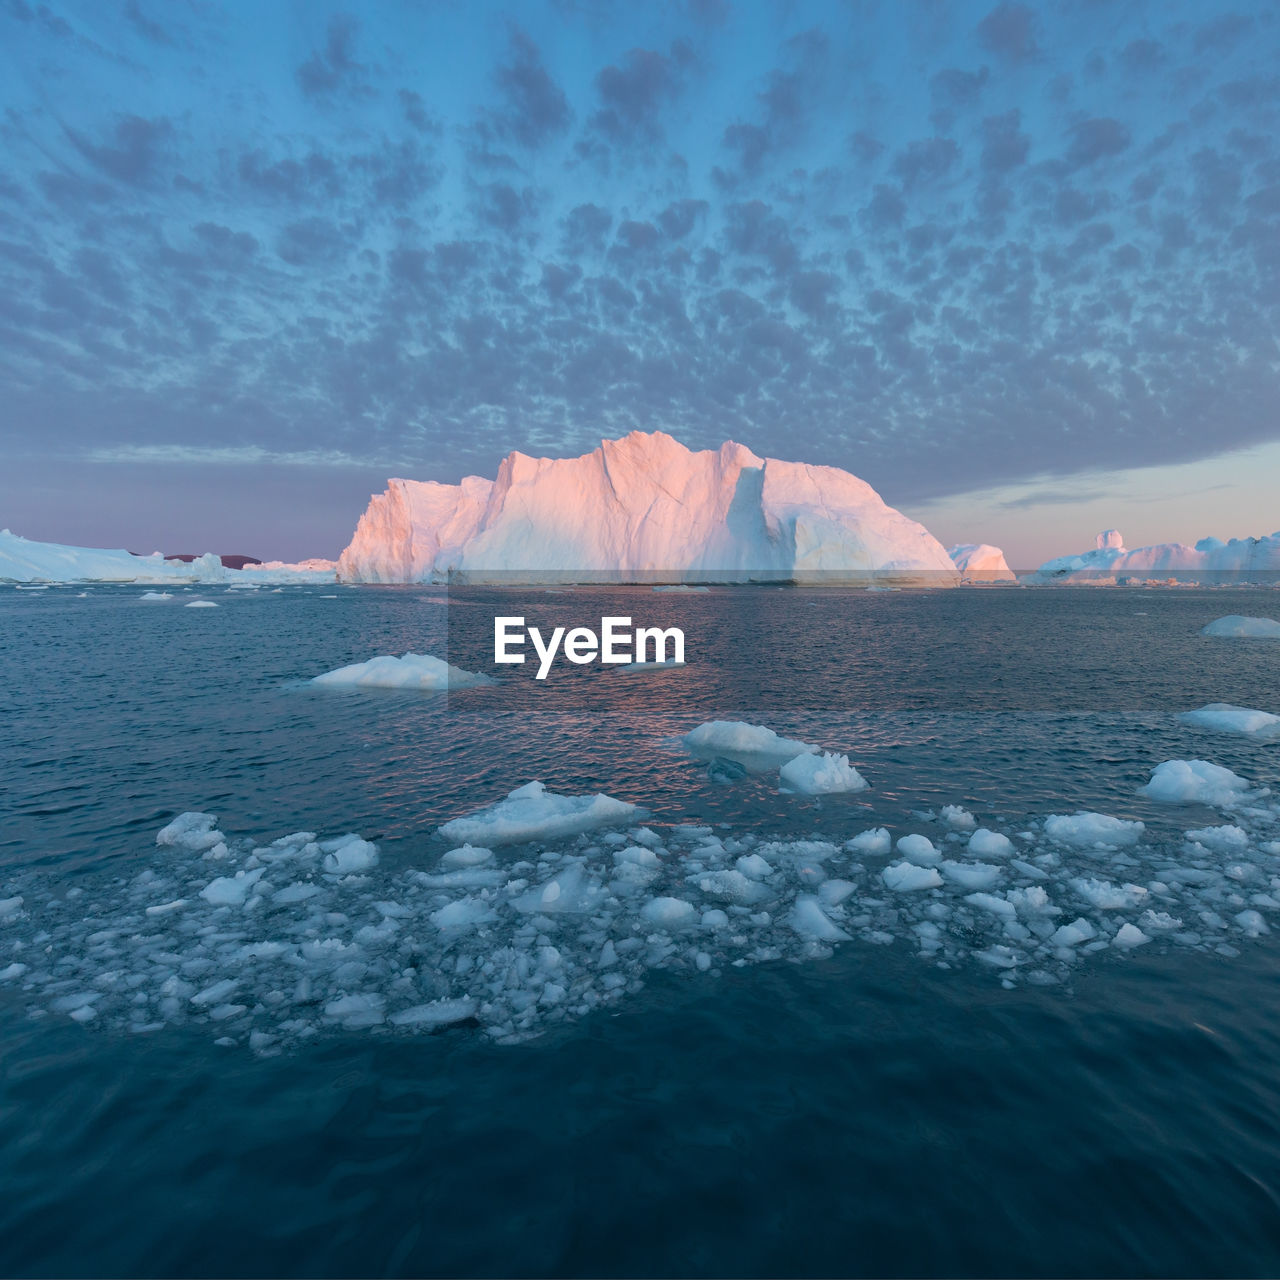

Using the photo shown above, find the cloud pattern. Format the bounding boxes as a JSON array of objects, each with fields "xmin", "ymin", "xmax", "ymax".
[{"xmin": 1, "ymin": 0, "xmax": 1278, "ymax": 551}]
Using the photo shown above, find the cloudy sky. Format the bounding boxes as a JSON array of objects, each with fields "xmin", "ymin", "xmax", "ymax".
[{"xmin": 2, "ymin": 0, "xmax": 1278, "ymax": 563}]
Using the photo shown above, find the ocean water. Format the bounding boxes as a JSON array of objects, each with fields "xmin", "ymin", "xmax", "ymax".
[{"xmin": 2, "ymin": 582, "xmax": 1280, "ymax": 1276}]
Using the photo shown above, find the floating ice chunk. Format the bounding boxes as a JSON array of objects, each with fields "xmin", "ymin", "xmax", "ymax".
[
  {"xmin": 965, "ymin": 892, "xmax": 1015, "ymax": 918},
  {"xmin": 145, "ymin": 898, "xmax": 187, "ymax": 916},
  {"xmin": 191, "ymin": 978, "xmax": 238, "ymax": 1007},
  {"xmin": 617, "ymin": 659, "xmax": 686, "ymax": 671},
  {"xmin": 0, "ymin": 962, "xmax": 27, "ymax": 981},
  {"xmin": 682, "ymin": 721, "xmax": 818, "ymax": 767},
  {"xmin": 735, "ymin": 853, "xmax": 773, "ymax": 880},
  {"xmin": 940, "ymin": 860, "xmax": 1002, "ymax": 890},
  {"xmin": 512, "ymin": 864, "xmax": 599, "ymax": 915},
  {"xmin": 846, "ymin": 827, "xmax": 891, "ymax": 855},
  {"xmin": 940, "ymin": 805, "xmax": 976, "ymax": 829},
  {"xmin": 324, "ymin": 993, "xmax": 386, "ymax": 1027},
  {"xmin": 1234, "ymin": 909, "xmax": 1269, "ymax": 937},
  {"xmin": 883, "ymin": 862, "xmax": 942, "ymax": 891},
  {"xmin": 701, "ymin": 909, "xmax": 730, "ymax": 929},
  {"xmin": 1050, "ymin": 918, "xmax": 1098, "ymax": 947},
  {"xmin": 185, "ymin": 600, "xmax": 218, "ymax": 608},
  {"xmin": 439, "ymin": 845, "xmax": 495, "ymax": 869},
  {"xmin": 1071, "ymin": 877, "xmax": 1148, "ymax": 909},
  {"xmin": 1201, "ymin": 615, "xmax": 1280, "ymax": 639},
  {"xmin": 311, "ymin": 652, "xmax": 494, "ymax": 690},
  {"xmin": 696, "ymin": 869, "xmax": 767, "ymax": 905},
  {"xmin": 614, "ymin": 845, "xmax": 660, "ymax": 868},
  {"xmin": 818, "ymin": 879, "xmax": 856, "ymax": 907},
  {"xmin": 389, "ymin": 998, "xmax": 477, "ymax": 1027},
  {"xmin": 139, "ymin": 591, "xmax": 172, "ymax": 601},
  {"xmin": 430, "ymin": 897, "xmax": 498, "ymax": 930},
  {"xmin": 1139, "ymin": 760, "xmax": 1259, "ymax": 807},
  {"xmin": 652, "ymin": 584, "xmax": 709, "ymax": 592},
  {"xmin": 1006, "ymin": 886, "xmax": 1056, "ymax": 916},
  {"xmin": 779, "ymin": 751, "xmax": 868, "ymax": 795},
  {"xmin": 642, "ymin": 897, "xmax": 698, "ymax": 929},
  {"xmin": 156, "ymin": 812, "xmax": 224, "ymax": 852},
  {"xmin": 438, "ymin": 781, "xmax": 643, "ymax": 845},
  {"xmin": 1043, "ymin": 812, "xmax": 1144, "ymax": 849},
  {"xmin": 1178, "ymin": 703, "xmax": 1280, "ymax": 739},
  {"xmin": 0, "ymin": 895, "xmax": 25, "ymax": 918},
  {"xmin": 789, "ymin": 895, "xmax": 852, "ymax": 942},
  {"xmin": 967, "ymin": 828, "xmax": 1015, "ymax": 858},
  {"xmin": 199, "ymin": 868, "xmax": 264, "ymax": 907},
  {"xmin": 896, "ymin": 834, "xmax": 940, "ymax": 866},
  {"xmin": 1185, "ymin": 825, "xmax": 1250, "ymax": 854},
  {"xmin": 1112, "ymin": 923, "xmax": 1150, "ymax": 949},
  {"xmin": 322, "ymin": 836, "xmax": 379, "ymax": 875}
]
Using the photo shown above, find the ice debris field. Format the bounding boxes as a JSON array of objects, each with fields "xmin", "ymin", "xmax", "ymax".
[{"xmin": 3, "ymin": 707, "xmax": 1280, "ymax": 1050}]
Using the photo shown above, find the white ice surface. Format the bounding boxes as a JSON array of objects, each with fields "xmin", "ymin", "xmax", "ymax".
[
  {"xmin": 1178, "ymin": 703, "xmax": 1280, "ymax": 739},
  {"xmin": 1202, "ymin": 615, "xmax": 1280, "ymax": 639},
  {"xmin": 437, "ymin": 781, "xmax": 645, "ymax": 846},
  {"xmin": 311, "ymin": 653, "xmax": 494, "ymax": 691},
  {"xmin": 778, "ymin": 751, "xmax": 868, "ymax": 795}
]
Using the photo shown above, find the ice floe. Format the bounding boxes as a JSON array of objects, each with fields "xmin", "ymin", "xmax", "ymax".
[
  {"xmin": 682, "ymin": 720, "xmax": 818, "ymax": 767},
  {"xmin": 311, "ymin": 653, "xmax": 494, "ymax": 691},
  {"xmin": 1202, "ymin": 615, "xmax": 1280, "ymax": 639},
  {"xmin": 3, "ymin": 746, "xmax": 1280, "ymax": 1048},
  {"xmin": 437, "ymin": 781, "xmax": 645, "ymax": 846},
  {"xmin": 778, "ymin": 751, "xmax": 868, "ymax": 795},
  {"xmin": 1178, "ymin": 704, "xmax": 1280, "ymax": 739}
]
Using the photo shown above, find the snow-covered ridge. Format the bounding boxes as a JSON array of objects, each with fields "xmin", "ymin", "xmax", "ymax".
[
  {"xmin": 1029, "ymin": 530, "xmax": 1280, "ymax": 584},
  {"xmin": 0, "ymin": 529, "xmax": 336, "ymax": 585},
  {"xmin": 337, "ymin": 431, "xmax": 960, "ymax": 586}
]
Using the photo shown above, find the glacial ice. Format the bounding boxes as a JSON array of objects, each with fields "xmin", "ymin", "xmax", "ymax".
[
  {"xmin": 778, "ymin": 751, "xmax": 868, "ymax": 795},
  {"xmin": 947, "ymin": 544, "xmax": 1016, "ymax": 582},
  {"xmin": 4, "ymin": 756, "xmax": 1280, "ymax": 1050},
  {"xmin": 1202, "ymin": 615, "xmax": 1280, "ymax": 639},
  {"xmin": 311, "ymin": 653, "xmax": 494, "ymax": 691},
  {"xmin": 336, "ymin": 431, "xmax": 961, "ymax": 585},
  {"xmin": 1043, "ymin": 813, "xmax": 1144, "ymax": 849},
  {"xmin": 437, "ymin": 781, "xmax": 644, "ymax": 846},
  {"xmin": 1139, "ymin": 760, "xmax": 1260, "ymax": 807},
  {"xmin": 0, "ymin": 529, "xmax": 336, "ymax": 585},
  {"xmin": 1029, "ymin": 531, "xmax": 1280, "ymax": 584},
  {"xmin": 683, "ymin": 721, "xmax": 819, "ymax": 768},
  {"xmin": 1178, "ymin": 704, "xmax": 1280, "ymax": 739}
]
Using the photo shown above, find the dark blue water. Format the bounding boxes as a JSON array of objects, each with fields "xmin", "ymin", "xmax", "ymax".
[{"xmin": 2, "ymin": 583, "xmax": 1279, "ymax": 1276}]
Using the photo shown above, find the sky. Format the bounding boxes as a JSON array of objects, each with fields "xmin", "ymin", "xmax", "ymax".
[{"xmin": 1, "ymin": 0, "xmax": 1278, "ymax": 563}]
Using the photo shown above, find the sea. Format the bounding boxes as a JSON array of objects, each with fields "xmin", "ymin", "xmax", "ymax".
[{"xmin": 1, "ymin": 581, "xmax": 1279, "ymax": 1277}]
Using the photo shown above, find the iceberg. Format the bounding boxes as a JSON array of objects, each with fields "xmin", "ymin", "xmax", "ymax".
[
  {"xmin": 947, "ymin": 543, "xmax": 1016, "ymax": 583},
  {"xmin": 683, "ymin": 720, "xmax": 819, "ymax": 768},
  {"xmin": 778, "ymin": 751, "xmax": 868, "ymax": 795},
  {"xmin": 1139, "ymin": 760, "xmax": 1260, "ymax": 807},
  {"xmin": 311, "ymin": 653, "xmax": 494, "ymax": 690},
  {"xmin": 1028, "ymin": 529, "xmax": 1280, "ymax": 584},
  {"xmin": 337, "ymin": 431, "xmax": 960, "ymax": 585},
  {"xmin": 0, "ymin": 529, "xmax": 337, "ymax": 585},
  {"xmin": 1202, "ymin": 616, "xmax": 1280, "ymax": 639},
  {"xmin": 437, "ymin": 780, "xmax": 644, "ymax": 845},
  {"xmin": 1178, "ymin": 703, "xmax": 1280, "ymax": 738},
  {"xmin": 1, "ymin": 529, "xmax": 227, "ymax": 584}
]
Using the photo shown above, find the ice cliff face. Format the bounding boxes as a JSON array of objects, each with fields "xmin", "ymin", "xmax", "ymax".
[
  {"xmin": 947, "ymin": 543, "xmax": 1016, "ymax": 582},
  {"xmin": 338, "ymin": 432, "xmax": 959, "ymax": 585},
  {"xmin": 1030, "ymin": 530, "xmax": 1280, "ymax": 583}
]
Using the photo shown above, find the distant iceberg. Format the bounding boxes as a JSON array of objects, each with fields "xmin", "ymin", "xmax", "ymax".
[
  {"xmin": 947, "ymin": 543, "xmax": 1016, "ymax": 582},
  {"xmin": 1027, "ymin": 529, "xmax": 1280, "ymax": 584},
  {"xmin": 0, "ymin": 529, "xmax": 337, "ymax": 585},
  {"xmin": 338, "ymin": 431, "xmax": 960, "ymax": 586},
  {"xmin": 1201, "ymin": 615, "xmax": 1280, "ymax": 638}
]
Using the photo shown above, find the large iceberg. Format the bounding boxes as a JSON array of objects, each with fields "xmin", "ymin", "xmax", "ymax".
[
  {"xmin": 1028, "ymin": 529, "xmax": 1280, "ymax": 584},
  {"xmin": 337, "ymin": 431, "xmax": 959, "ymax": 585},
  {"xmin": 947, "ymin": 543, "xmax": 1016, "ymax": 582}
]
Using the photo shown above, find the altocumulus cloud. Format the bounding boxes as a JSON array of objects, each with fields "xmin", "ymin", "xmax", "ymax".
[{"xmin": 0, "ymin": 0, "xmax": 1278, "ymax": 554}]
